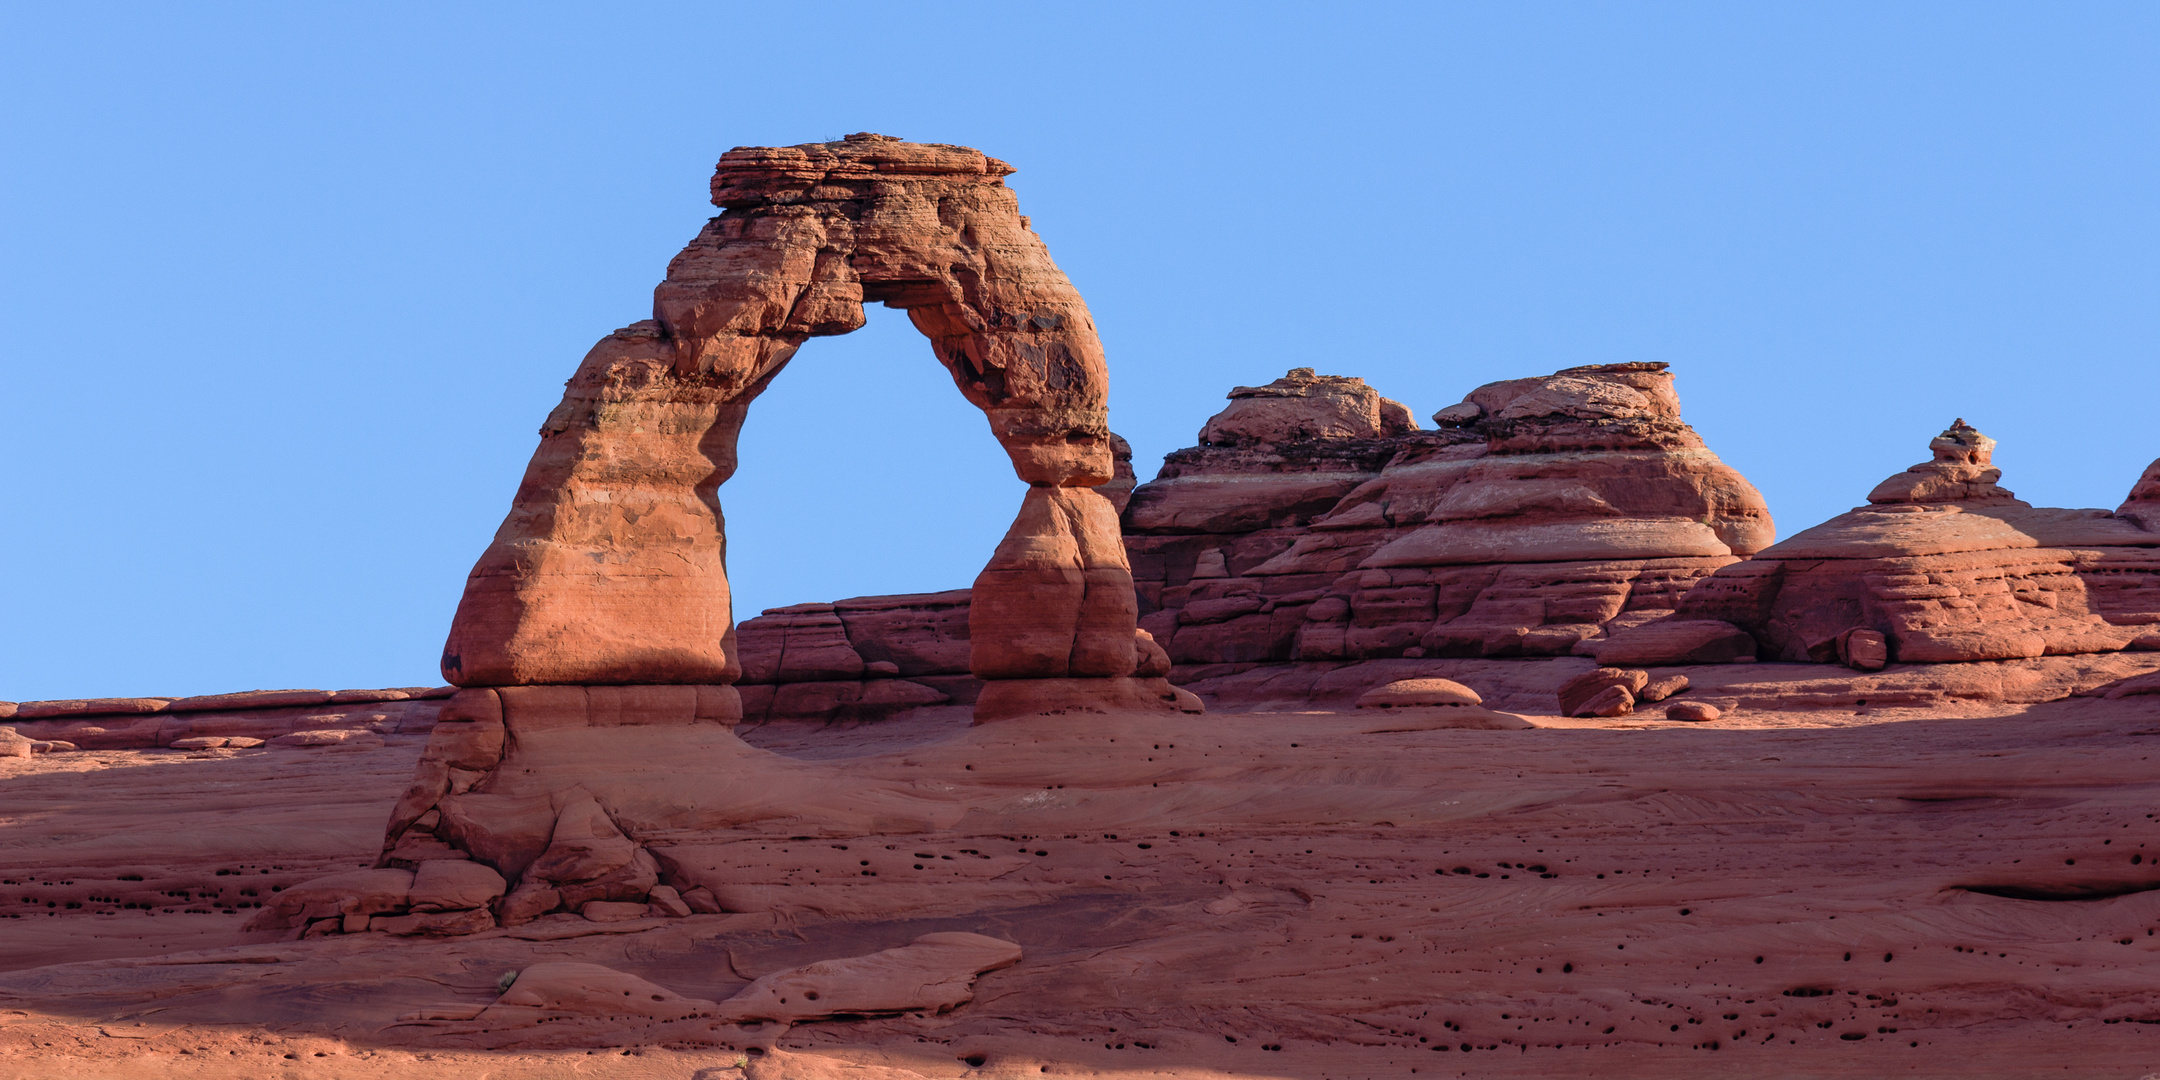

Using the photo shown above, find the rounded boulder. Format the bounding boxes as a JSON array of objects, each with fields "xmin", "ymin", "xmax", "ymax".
[{"xmin": 1356, "ymin": 678, "xmax": 1483, "ymax": 709}]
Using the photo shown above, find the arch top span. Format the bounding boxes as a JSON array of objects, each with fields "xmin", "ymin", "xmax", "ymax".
[
  {"xmin": 655, "ymin": 132, "xmax": 1113, "ymax": 487},
  {"xmin": 440, "ymin": 133, "xmax": 1187, "ymax": 721}
]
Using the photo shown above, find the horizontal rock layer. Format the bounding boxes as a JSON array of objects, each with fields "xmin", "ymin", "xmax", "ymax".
[
  {"xmin": 1669, "ymin": 425, "xmax": 2155, "ymax": 665},
  {"xmin": 1128, "ymin": 362, "xmax": 1770, "ymax": 669}
]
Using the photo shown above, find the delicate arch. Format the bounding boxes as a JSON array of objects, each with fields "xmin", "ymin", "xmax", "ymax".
[{"xmin": 438, "ymin": 134, "xmax": 1168, "ymax": 717}]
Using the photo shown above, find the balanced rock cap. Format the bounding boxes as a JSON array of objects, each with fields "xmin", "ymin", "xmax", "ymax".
[{"xmin": 1356, "ymin": 678, "xmax": 1483, "ymax": 709}]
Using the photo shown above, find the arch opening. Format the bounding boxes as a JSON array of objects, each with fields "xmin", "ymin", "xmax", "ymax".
[{"xmin": 723, "ymin": 302, "xmax": 1017, "ymax": 620}]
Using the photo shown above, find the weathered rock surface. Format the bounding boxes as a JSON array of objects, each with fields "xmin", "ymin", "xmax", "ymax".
[
  {"xmin": 737, "ymin": 363, "xmax": 1775, "ymax": 720},
  {"xmin": 409, "ymin": 860, "xmax": 507, "ymax": 913},
  {"xmin": 14, "ymin": 677, "xmax": 2160, "ymax": 1074},
  {"xmin": 476, "ymin": 962, "xmax": 717, "ymax": 1024},
  {"xmin": 714, "ymin": 931, "xmax": 1022, "ymax": 1023},
  {"xmin": 1126, "ymin": 363, "xmax": 1771, "ymax": 676},
  {"xmin": 717, "ymin": 393, "xmax": 2160, "ymax": 718},
  {"xmin": 1355, "ymin": 678, "xmax": 1482, "ymax": 708},
  {"xmin": 1195, "ymin": 367, "xmax": 1415, "ymax": 447},
  {"xmin": 1558, "ymin": 667, "xmax": 1650, "ymax": 717},
  {"xmin": 438, "ymin": 133, "xmax": 1156, "ymax": 718},
  {"xmin": 2, "ymin": 687, "xmax": 449, "ymax": 750},
  {"xmin": 1593, "ymin": 618, "xmax": 1757, "ymax": 666},
  {"xmin": 1672, "ymin": 421, "xmax": 2143, "ymax": 664},
  {"xmin": 1972, "ymin": 455, "xmax": 2160, "ymax": 630},
  {"xmin": 243, "ymin": 868, "xmax": 415, "ymax": 932},
  {"xmin": 2122, "ymin": 458, "xmax": 2160, "ymax": 528},
  {"xmin": 1665, "ymin": 700, "xmax": 1720, "ymax": 721},
  {"xmin": 269, "ymin": 729, "xmax": 385, "ymax": 751}
]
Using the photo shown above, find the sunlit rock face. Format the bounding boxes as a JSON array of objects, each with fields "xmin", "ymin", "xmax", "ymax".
[
  {"xmin": 1673, "ymin": 420, "xmax": 2144, "ymax": 664},
  {"xmin": 439, "ymin": 133, "xmax": 1165, "ymax": 714},
  {"xmin": 1126, "ymin": 362, "xmax": 1773, "ymax": 668}
]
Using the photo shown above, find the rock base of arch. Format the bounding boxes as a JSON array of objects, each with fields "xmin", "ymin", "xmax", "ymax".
[{"xmin": 972, "ymin": 676, "xmax": 1201, "ymax": 724}]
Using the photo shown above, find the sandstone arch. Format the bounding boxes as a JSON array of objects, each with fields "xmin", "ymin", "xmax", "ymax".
[{"xmin": 439, "ymin": 134, "xmax": 1180, "ymax": 719}]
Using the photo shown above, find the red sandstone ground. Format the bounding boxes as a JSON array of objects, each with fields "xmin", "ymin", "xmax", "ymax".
[{"xmin": 6, "ymin": 659, "xmax": 2160, "ymax": 1078}]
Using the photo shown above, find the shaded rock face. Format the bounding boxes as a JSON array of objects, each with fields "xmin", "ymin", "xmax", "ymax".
[
  {"xmin": 1675, "ymin": 421, "xmax": 2145, "ymax": 663},
  {"xmin": 439, "ymin": 133, "xmax": 1162, "ymax": 713},
  {"xmin": 1958, "ymin": 457, "xmax": 2160, "ymax": 631},
  {"xmin": 2122, "ymin": 459, "xmax": 2160, "ymax": 529},
  {"xmin": 1126, "ymin": 362, "xmax": 1772, "ymax": 667},
  {"xmin": 732, "ymin": 591, "xmax": 976, "ymax": 722}
]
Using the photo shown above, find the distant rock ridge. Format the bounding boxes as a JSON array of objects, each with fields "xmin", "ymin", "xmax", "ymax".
[
  {"xmin": 1664, "ymin": 420, "xmax": 2152, "ymax": 665},
  {"xmin": 0, "ymin": 686, "xmax": 452, "ymax": 749},
  {"xmin": 734, "ymin": 376, "xmax": 2157, "ymax": 717},
  {"xmin": 736, "ymin": 362, "xmax": 1788, "ymax": 717},
  {"xmin": 1127, "ymin": 362, "xmax": 1772, "ymax": 669}
]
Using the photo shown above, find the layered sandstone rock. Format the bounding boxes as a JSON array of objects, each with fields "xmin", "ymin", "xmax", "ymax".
[
  {"xmin": 439, "ymin": 133, "xmax": 1170, "ymax": 718},
  {"xmin": 733, "ymin": 590, "xmax": 975, "ymax": 722},
  {"xmin": 726, "ymin": 362, "xmax": 1773, "ymax": 718},
  {"xmin": 320, "ymin": 136, "xmax": 1192, "ymax": 938},
  {"xmin": 1127, "ymin": 362, "xmax": 1772, "ymax": 668},
  {"xmin": 1973, "ymin": 456, "xmax": 2160, "ymax": 630},
  {"xmin": 2, "ymin": 687, "xmax": 450, "ymax": 750},
  {"xmin": 2122, "ymin": 459, "xmax": 2160, "ymax": 528},
  {"xmin": 1668, "ymin": 421, "xmax": 2140, "ymax": 664}
]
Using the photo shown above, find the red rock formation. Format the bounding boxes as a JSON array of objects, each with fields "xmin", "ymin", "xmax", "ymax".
[
  {"xmin": 438, "ymin": 134, "xmax": 1173, "ymax": 719},
  {"xmin": 1669, "ymin": 421, "xmax": 2139, "ymax": 664},
  {"xmin": 725, "ymin": 362, "xmax": 1772, "ymax": 717},
  {"xmin": 16, "ymin": 666, "xmax": 2160, "ymax": 1072},
  {"xmin": 727, "ymin": 451, "xmax": 1139, "ymax": 724},
  {"xmin": 2122, "ymin": 458, "xmax": 2160, "ymax": 527},
  {"xmin": 1978, "ymin": 455, "xmax": 2160, "ymax": 631},
  {"xmin": 314, "ymin": 136, "xmax": 1192, "ymax": 935},
  {"xmin": 733, "ymin": 591, "xmax": 974, "ymax": 723},
  {"xmin": 0, "ymin": 687, "xmax": 451, "ymax": 750},
  {"xmin": 1127, "ymin": 362, "xmax": 1771, "ymax": 669}
]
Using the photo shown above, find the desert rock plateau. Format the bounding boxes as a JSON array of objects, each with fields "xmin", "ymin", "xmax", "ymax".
[{"xmin": 6, "ymin": 135, "xmax": 2160, "ymax": 1080}]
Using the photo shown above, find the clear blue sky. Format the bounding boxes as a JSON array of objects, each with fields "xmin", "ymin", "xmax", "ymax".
[{"xmin": 3, "ymin": 3, "xmax": 2154, "ymax": 700}]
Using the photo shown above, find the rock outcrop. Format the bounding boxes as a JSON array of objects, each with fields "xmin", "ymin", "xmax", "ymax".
[
  {"xmin": 728, "ymin": 450, "xmax": 1141, "ymax": 723},
  {"xmin": 1127, "ymin": 362, "xmax": 1772, "ymax": 668},
  {"xmin": 439, "ymin": 133, "xmax": 1175, "ymax": 720},
  {"xmin": 1, "ymin": 686, "xmax": 450, "ymax": 750},
  {"xmin": 1975, "ymin": 456, "xmax": 2160, "ymax": 631},
  {"xmin": 730, "ymin": 362, "xmax": 1773, "ymax": 716},
  {"xmin": 311, "ymin": 136, "xmax": 1199, "ymax": 939},
  {"xmin": 2122, "ymin": 459, "xmax": 2160, "ymax": 529},
  {"xmin": 733, "ymin": 591, "xmax": 976, "ymax": 722},
  {"xmin": 726, "ymin": 380, "xmax": 2157, "ymax": 709},
  {"xmin": 1666, "ymin": 421, "xmax": 2140, "ymax": 664}
]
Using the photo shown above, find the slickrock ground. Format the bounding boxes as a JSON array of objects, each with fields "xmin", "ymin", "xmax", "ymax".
[{"xmin": 7, "ymin": 658, "xmax": 2160, "ymax": 1078}]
